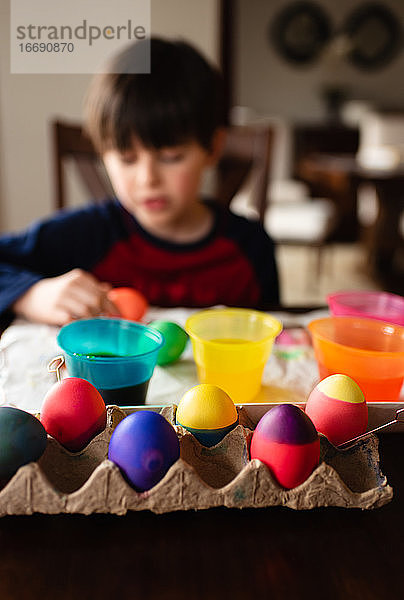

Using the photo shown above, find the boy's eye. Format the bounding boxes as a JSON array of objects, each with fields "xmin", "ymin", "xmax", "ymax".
[
  {"xmin": 119, "ymin": 153, "xmax": 136, "ymax": 165},
  {"xmin": 159, "ymin": 150, "xmax": 184, "ymax": 163}
]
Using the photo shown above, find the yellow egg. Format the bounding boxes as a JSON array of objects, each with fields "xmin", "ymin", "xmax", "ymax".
[
  {"xmin": 316, "ymin": 374, "xmax": 364, "ymax": 404},
  {"xmin": 176, "ymin": 384, "xmax": 238, "ymax": 447}
]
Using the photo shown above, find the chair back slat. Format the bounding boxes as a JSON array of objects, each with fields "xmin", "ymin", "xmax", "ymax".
[
  {"xmin": 53, "ymin": 120, "xmax": 113, "ymax": 209},
  {"xmin": 52, "ymin": 120, "xmax": 273, "ymax": 224}
]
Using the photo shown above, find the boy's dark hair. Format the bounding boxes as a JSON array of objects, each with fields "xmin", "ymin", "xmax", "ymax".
[{"xmin": 84, "ymin": 37, "xmax": 226, "ymax": 154}]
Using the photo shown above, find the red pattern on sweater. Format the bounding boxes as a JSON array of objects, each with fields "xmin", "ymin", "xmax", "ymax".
[{"xmin": 92, "ymin": 233, "xmax": 260, "ymax": 308}]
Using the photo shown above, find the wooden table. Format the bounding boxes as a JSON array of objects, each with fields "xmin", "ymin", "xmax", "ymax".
[
  {"xmin": 1, "ymin": 307, "xmax": 403, "ymax": 600},
  {"xmin": 298, "ymin": 153, "xmax": 404, "ymax": 293},
  {"xmin": 0, "ymin": 431, "xmax": 402, "ymax": 599}
]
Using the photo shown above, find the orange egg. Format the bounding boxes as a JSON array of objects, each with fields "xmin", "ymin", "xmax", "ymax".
[{"xmin": 107, "ymin": 287, "xmax": 148, "ymax": 321}]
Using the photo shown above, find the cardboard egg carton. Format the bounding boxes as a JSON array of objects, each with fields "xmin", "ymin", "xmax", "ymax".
[{"xmin": 0, "ymin": 405, "xmax": 393, "ymax": 516}]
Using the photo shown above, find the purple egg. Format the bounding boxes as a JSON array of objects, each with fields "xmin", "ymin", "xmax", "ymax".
[
  {"xmin": 108, "ymin": 411, "xmax": 180, "ymax": 491},
  {"xmin": 250, "ymin": 404, "xmax": 320, "ymax": 489},
  {"xmin": 255, "ymin": 404, "xmax": 318, "ymax": 444}
]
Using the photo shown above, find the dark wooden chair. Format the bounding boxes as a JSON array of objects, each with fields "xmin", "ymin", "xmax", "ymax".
[
  {"xmin": 51, "ymin": 119, "xmax": 338, "ymax": 279},
  {"xmin": 52, "ymin": 120, "xmax": 114, "ymax": 210},
  {"xmin": 292, "ymin": 123, "xmax": 360, "ymax": 242},
  {"xmin": 52, "ymin": 120, "xmax": 272, "ymax": 221},
  {"xmin": 292, "ymin": 124, "xmax": 360, "ymax": 169},
  {"xmin": 51, "ymin": 119, "xmax": 273, "ymax": 224},
  {"xmin": 215, "ymin": 125, "xmax": 273, "ymax": 223}
]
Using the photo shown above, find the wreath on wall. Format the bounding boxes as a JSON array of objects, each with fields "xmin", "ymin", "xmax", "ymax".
[{"xmin": 269, "ymin": 1, "xmax": 402, "ymax": 70}]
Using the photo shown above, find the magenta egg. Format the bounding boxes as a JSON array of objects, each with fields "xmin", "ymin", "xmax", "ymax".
[{"xmin": 250, "ymin": 404, "xmax": 320, "ymax": 489}]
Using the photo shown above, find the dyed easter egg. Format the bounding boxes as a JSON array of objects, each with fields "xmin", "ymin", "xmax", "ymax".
[
  {"xmin": 149, "ymin": 320, "xmax": 188, "ymax": 365},
  {"xmin": 40, "ymin": 377, "xmax": 107, "ymax": 452},
  {"xmin": 250, "ymin": 404, "xmax": 320, "ymax": 489},
  {"xmin": 107, "ymin": 287, "xmax": 148, "ymax": 321},
  {"xmin": 305, "ymin": 374, "xmax": 368, "ymax": 446},
  {"xmin": 0, "ymin": 407, "xmax": 47, "ymax": 479},
  {"xmin": 176, "ymin": 384, "xmax": 238, "ymax": 447},
  {"xmin": 108, "ymin": 410, "xmax": 180, "ymax": 491}
]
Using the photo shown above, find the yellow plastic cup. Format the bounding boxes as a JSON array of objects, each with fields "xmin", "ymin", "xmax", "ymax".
[
  {"xmin": 308, "ymin": 316, "xmax": 404, "ymax": 402},
  {"xmin": 185, "ymin": 308, "xmax": 282, "ymax": 403}
]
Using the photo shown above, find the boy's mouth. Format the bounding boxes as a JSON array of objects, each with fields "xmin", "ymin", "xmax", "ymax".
[{"xmin": 142, "ymin": 196, "xmax": 169, "ymax": 211}]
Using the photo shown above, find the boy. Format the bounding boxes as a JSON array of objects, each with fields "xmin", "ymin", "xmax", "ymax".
[{"xmin": 0, "ymin": 37, "xmax": 279, "ymax": 326}]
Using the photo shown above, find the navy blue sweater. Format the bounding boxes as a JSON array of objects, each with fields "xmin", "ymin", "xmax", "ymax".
[{"xmin": 0, "ymin": 199, "xmax": 279, "ymax": 315}]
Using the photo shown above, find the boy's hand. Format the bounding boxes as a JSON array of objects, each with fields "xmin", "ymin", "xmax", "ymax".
[{"xmin": 12, "ymin": 268, "xmax": 120, "ymax": 326}]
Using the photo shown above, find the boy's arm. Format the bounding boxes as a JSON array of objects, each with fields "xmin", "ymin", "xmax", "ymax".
[
  {"xmin": 12, "ymin": 269, "xmax": 118, "ymax": 326},
  {"xmin": 0, "ymin": 263, "xmax": 43, "ymax": 316},
  {"xmin": 0, "ymin": 203, "xmax": 120, "ymax": 324}
]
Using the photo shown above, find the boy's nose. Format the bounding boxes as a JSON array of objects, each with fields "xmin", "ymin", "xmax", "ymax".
[{"xmin": 136, "ymin": 156, "xmax": 159, "ymax": 187}]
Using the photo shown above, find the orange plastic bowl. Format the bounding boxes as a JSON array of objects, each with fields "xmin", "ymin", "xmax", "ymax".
[{"xmin": 308, "ymin": 316, "xmax": 404, "ymax": 402}]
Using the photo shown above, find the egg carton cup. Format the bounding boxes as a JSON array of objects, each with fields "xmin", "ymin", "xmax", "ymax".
[{"xmin": 0, "ymin": 405, "xmax": 393, "ymax": 516}]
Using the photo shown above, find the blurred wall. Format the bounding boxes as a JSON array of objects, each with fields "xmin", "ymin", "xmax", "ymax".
[
  {"xmin": 234, "ymin": 0, "xmax": 404, "ymax": 121},
  {"xmin": 3, "ymin": 0, "xmax": 403, "ymax": 233},
  {"xmin": 0, "ymin": 0, "xmax": 219, "ymax": 232}
]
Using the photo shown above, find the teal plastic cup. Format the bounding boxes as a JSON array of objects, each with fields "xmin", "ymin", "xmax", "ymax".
[{"xmin": 57, "ymin": 318, "xmax": 164, "ymax": 406}]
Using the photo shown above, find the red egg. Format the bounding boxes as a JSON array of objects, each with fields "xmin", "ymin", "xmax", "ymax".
[
  {"xmin": 305, "ymin": 374, "xmax": 368, "ymax": 446},
  {"xmin": 250, "ymin": 404, "xmax": 320, "ymax": 489},
  {"xmin": 40, "ymin": 377, "xmax": 107, "ymax": 452},
  {"xmin": 107, "ymin": 287, "xmax": 148, "ymax": 321}
]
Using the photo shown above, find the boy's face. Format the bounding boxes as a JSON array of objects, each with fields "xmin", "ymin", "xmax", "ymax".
[{"xmin": 103, "ymin": 137, "xmax": 220, "ymax": 232}]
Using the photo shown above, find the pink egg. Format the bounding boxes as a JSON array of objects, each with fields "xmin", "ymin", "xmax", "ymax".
[
  {"xmin": 250, "ymin": 404, "xmax": 320, "ymax": 489},
  {"xmin": 305, "ymin": 374, "xmax": 368, "ymax": 446}
]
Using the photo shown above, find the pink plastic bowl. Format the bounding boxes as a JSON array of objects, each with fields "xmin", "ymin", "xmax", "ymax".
[{"xmin": 327, "ymin": 291, "xmax": 404, "ymax": 327}]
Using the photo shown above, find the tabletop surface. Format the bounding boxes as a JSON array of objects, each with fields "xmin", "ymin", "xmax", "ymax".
[
  {"xmin": 0, "ymin": 432, "xmax": 403, "ymax": 600},
  {"xmin": 1, "ymin": 309, "xmax": 404, "ymax": 599},
  {"xmin": 300, "ymin": 152, "xmax": 404, "ymax": 180}
]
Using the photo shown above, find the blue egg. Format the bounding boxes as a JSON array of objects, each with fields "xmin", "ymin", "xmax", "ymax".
[
  {"xmin": 108, "ymin": 411, "xmax": 180, "ymax": 491},
  {"xmin": 175, "ymin": 384, "xmax": 238, "ymax": 447},
  {"xmin": 0, "ymin": 407, "xmax": 48, "ymax": 480},
  {"xmin": 177, "ymin": 422, "xmax": 238, "ymax": 447}
]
